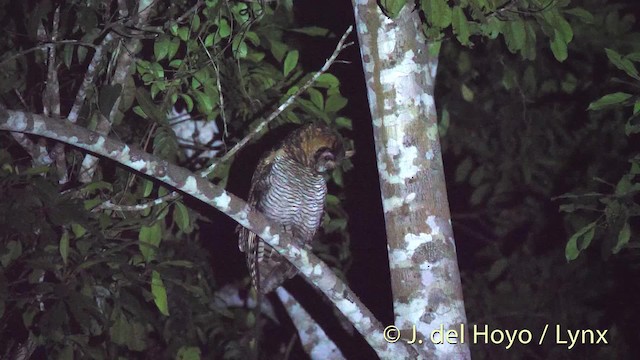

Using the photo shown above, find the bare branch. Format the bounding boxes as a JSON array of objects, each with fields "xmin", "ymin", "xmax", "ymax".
[
  {"xmin": 276, "ymin": 288, "xmax": 345, "ymax": 360},
  {"xmin": 68, "ymin": 34, "xmax": 117, "ymax": 124}
]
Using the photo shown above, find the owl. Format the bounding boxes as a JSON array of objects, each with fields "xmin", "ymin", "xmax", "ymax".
[{"xmin": 238, "ymin": 123, "xmax": 345, "ymax": 294}]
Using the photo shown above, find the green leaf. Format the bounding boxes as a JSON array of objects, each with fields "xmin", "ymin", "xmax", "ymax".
[
  {"xmin": 316, "ymin": 73, "xmax": 340, "ymax": 88},
  {"xmin": 194, "ymin": 90, "xmax": 214, "ymax": 113},
  {"xmin": 181, "ymin": 94, "xmax": 194, "ymax": 112},
  {"xmin": 605, "ymin": 48, "xmax": 640, "ymax": 80},
  {"xmin": 139, "ymin": 223, "xmax": 162, "ymax": 262},
  {"xmin": 174, "ymin": 202, "xmax": 191, "ymax": 233},
  {"xmin": 178, "ymin": 27, "xmax": 189, "ymax": 42},
  {"xmin": 289, "ymin": 26, "xmax": 331, "ymax": 37},
  {"xmin": 154, "ymin": 36, "xmax": 169, "ymax": 61},
  {"xmin": 60, "ymin": 231, "xmax": 69, "ymax": 265},
  {"xmin": 143, "ymin": 179, "xmax": 154, "ymax": 197},
  {"xmin": 177, "ymin": 346, "xmax": 202, "ymax": 360},
  {"xmin": 380, "ymin": 0, "xmax": 406, "ymax": 19},
  {"xmin": 151, "ymin": 270, "xmax": 169, "ymax": 316},
  {"xmin": 423, "ymin": 0, "xmax": 451, "ymax": 28},
  {"xmin": 335, "ymin": 116, "xmax": 352, "ymax": 130},
  {"xmin": 452, "ymin": 6, "xmax": 471, "ymax": 45},
  {"xmin": 564, "ymin": 7, "xmax": 594, "ymax": 24},
  {"xmin": 587, "ymin": 92, "xmax": 632, "ymax": 110},
  {"xmin": 308, "ymin": 88, "xmax": 324, "ymax": 110},
  {"xmin": 550, "ymin": 32, "xmax": 568, "ymax": 62},
  {"xmin": 283, "ymin": 50, "xmax": 299, "ymax": 77},
  {"xmin": 325, "ymin": 94, "xmax": 348, "ymax": 113},
  {"xmin": 0, "ymin": 240, "xmax": 22, "ymax": 268},
  {"xmin": 461, "ymin": 83, "xmax": 474, "ymax": 102},
  {"xmin": 218, "ymin": 18, "xmax": 231, "ymax": 38},
  {"xmin": 612, "ymin": 221, "xmax": 631, "ymax": 254},
  {"xmin": 71, "ymin": 222, "xmax": 87, "ymax": 238},
  {"xmin": 565, "ymin": 221, "xmax": 596, "ymax": 261}
]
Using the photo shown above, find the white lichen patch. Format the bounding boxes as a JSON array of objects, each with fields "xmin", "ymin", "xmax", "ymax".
[
  {"xmin": 405, "ymin": 192, "xmax": 416, "ymax": 202},
  {"xmin": 389, "ymin": 249, "xmax": 410, "ymax": 269},
  {"xmin": 372, "ymin": 117, "xmax": 382, "ymax": 127},
  {"xmin": 420, "ymin": 93, "xmax": 435, "ymax": 110},
  {"xmin": 337, "ymin": 298, "xmax": 362, "ymax": 323},
  {"xmin": 382, "ymin": 196, "xmax": 403, "ymax": 212},
  {"xmin": 213, "ymin": 191, "xmax": 231, "ymax": 211},
  {"xmin": 427, "ymin": 123, "xmax": 438, "ymax": 141},
  {"xmin": 183, "ymin": 176, "xmax": 199, "ymax": 195},
  {"xmin": 426, "ymin": 215, "xmax": 440, "ymax": 234},
  {"xmin": 377, "ymin": 142, "xmax": 420, "ymax": 185},
  {"xmin": 130, "ymin": 158, "xmax": 146, "ymax": 171},
  {"xmin": 377, "ymin": 23, "xmax": 395, "ymax": 57},
  {"xmin": 394, "ymin": 296, "xmax": 428, "ymax": 326},
  {"xmin": 7, "ymin": 113, "xmax": 27, "ymax": 131},
  {"xmin": 405, "ymin": 232, "xmax": 431, "ymax": 253},
  {"xmin": 425, "ymin": 149, "xmax": 434, "ymax": 160}
]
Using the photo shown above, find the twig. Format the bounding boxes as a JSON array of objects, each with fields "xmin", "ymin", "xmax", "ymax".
[
  {"xmin": 199, "ymin": 36, "xmax": 228, "ymax": 138},
  {"xmin": 0, "ymin": 41, "xmax": 98, "ymax": 68},
  {"xmin": 175, "ymin": 0, "xmax": 204, "ymax": 25},
  {"xmin": 202, "ymin": 25, "xmax": 354, "ymax": 177},
  {"xmin": 68, "ymin": 34, "xmax": 117, "ymax": 123}
]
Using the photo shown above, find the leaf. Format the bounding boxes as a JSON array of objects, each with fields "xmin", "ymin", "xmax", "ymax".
[
  {"xmin": 564, "ymin": 7, "xmax": 594, "ymax": 24},
  {"xmin": 151, "ymin": 271, "xmax": 169, "ymax": 316},
  {"xmin": 154, "ymin": 36, "xmax": 170, "ymax": 61},
  {"xmin": 174, "ymin": 202, "xmax": 191, "ymax": 233},
  {"xmin": 550, "ymin": 32, "xmax": 568, "ymax": 62},
  {"xmin": 177, "ymin": 346, "xmax": 202, "ymax": 360},
  {"xmin": 139, "ymin": 223, "xmax": 162, "ymax": 262},
  {"xmin": 308, "ymin": 88, "xmax": 324, "ymax": 110},
  {"xmin": 335, "ymin": 116, "xmax": 352, "ymax": 130},
  {"xmin": 218, "ymin": 18, "xmax": 231, "ymax": 38},
  {"xmin": 461, "ymin": 83, "xmax": 474, "ymax": 102},
  {"xmin": 380, "ymin": 0, "xmax": 406, "ymax": 19},
  {"xmin": 612, "ymin": 221, "xmax": 631, "ymax": 254},
  {"xmin": 423, "ymin": 0, "xmax": 451, "ymax": 28},
  {"xmin": 604, "ymin": 48, "xmax": 640, "ymax": 80},
  {"xmin": 316, "ymin": 73, "xmax": 340, "ymax": 88},
  {"xmin": 59, "ymin": 230, "xmax": 69, "ymax": 265},
  {"xmin": 71, "ymin": 222, "xmax": 87, "ymax": 238},
  {"xmin": 565, "ymin": 221, "xmax": 596, "ymax": 261},
  {"xmin": 325, "ymin": 94, "xmax": 348, "ymax": 113},
  {"xmin": 452, "ymin": 6, "xmax": 471, "ymax": 45},
  {"xmin": 587, "ymin": 92, "xmax": 632, "ymax": 110},
  {"xmin": 283, "ymin": 50, "xmax": 299, "ymax": 77},
  {"xmin": 289, "ymin": 26, "xmax": 331, "ymax": 37}
]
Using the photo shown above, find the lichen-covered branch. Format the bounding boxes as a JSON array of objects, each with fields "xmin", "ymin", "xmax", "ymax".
[
  {"xmin": 276, "ymin": 288, "xmax": 345, "ymax": 360},
  {"xmin": 0, "ymin": 109, "xmax": 418, "ymax": 359},
  {"xmin": 352, "ymin": 0, "xmax": 470, "ymax": 358}
]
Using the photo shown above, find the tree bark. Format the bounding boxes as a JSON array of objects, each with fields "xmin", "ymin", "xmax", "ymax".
[{"xmin": 352, "ymin": 1, "xmax": 470, "ymax": 358}]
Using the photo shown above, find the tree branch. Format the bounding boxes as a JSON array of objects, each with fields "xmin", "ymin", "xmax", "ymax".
[{"xmin": 0, "ymin": 109, "xmax": 418, "ymax": 359}]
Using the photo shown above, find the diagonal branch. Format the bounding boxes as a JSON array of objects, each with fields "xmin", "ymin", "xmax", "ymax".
[{"xmin": 0, "ymin": 109, "xmax": 419, "ymax": 359}]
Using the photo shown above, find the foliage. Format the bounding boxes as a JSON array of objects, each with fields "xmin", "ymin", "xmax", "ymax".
[
  {"xmin": 0, "ymin": 0, "xmax": 353, "ymax": 358},
  {"xmin": 435, "ymin": 0, "xmax": 639, "ymax": 358},
  {"xmin": 379, "ymin": 0, "xmax": 578, "ymax": 62}
]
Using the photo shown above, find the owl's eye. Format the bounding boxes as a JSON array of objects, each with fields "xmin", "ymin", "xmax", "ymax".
[{"xmin": 321, "ymin": 152, "xmax": 335, "ymax": 162}]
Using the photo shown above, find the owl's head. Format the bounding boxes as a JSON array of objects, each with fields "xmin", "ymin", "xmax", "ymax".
[{"xmin": 286, "ymin": 123, "xmax": 346, "ymax": 174}]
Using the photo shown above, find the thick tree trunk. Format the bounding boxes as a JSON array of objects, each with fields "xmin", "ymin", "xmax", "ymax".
[{"xmin": 352, "ymin": 1, "xmax": 470, "ymax": 358}]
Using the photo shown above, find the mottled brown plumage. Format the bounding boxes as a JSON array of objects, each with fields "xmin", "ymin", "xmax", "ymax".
[{"xmin": 238, "ymin": 123, "xmax": 345, "ymax": 294}]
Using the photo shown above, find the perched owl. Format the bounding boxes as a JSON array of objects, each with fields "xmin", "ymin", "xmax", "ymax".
[{"xmin": 238, "ymin": 123, "xmax": 345, "ymax": 294}]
